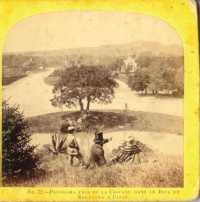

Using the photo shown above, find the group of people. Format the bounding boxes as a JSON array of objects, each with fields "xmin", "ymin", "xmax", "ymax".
[
  {"xmin": 59, "ymin": 117, "xmax": 144, "ymax": 168},
  {"xmin": 62, "ymin": 125, "xmax": 112, "ymax": 168}
]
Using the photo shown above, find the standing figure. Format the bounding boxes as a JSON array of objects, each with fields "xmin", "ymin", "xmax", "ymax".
[
  {"xmin": 125, "ymin": 103, "xmax": 128, "ymax": 112},
  {"xmin": 87, "ymin": 131, "xmax": 112, "ymax": 168},
  {"xmin": 67, "ymin": 126, "xmax": 84, "ymax": 166}
]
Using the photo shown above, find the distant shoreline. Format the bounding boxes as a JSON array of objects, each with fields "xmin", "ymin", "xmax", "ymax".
[
  {"xmin": 2, "ymin": 68, "xmax": 52, "ymax": 86},
  {"xmin": 3, "ymin": 74, "xmax": 27, "ymax": 85}
]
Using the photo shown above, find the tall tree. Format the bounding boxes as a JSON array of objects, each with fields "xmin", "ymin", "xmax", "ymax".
[
  {"xmin": 51, "ymin": 65, "xmax": 118, "ymax": 112},
  {"xmin": 2, "ymin": 101, "xmax": 39, "ymax": 182},
  {"xmin": 128, "ymin": 56, "xmax": 184, "ymax": 96},
  {"xmin": 128, "ymin": 68, "xmax": 150, "ymax": 94}
]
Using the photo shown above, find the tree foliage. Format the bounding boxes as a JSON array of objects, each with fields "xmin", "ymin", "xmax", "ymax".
[
  {"xmin": 2, "ymin": 101, "xmax": 39, "ymax": 181},
  {"xmin": 51, "ymin": 65, "xmax": 118, "ymax": 112},
  {"xmin": 128, "ymin": 56, "xmax": 183, "ymax": 95},
  {"xmin": 128, "ymin": 68, "xmax": 149, "ymax": 92}
]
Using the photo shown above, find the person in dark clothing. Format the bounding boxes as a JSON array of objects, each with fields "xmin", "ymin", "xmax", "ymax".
[{"xmin": 87, "ymin": 131, "xmax": 111, "ymax": 168}]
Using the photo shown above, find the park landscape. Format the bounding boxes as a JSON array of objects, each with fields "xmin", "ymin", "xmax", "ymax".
[{"xmin": 2, "ymin": 12, "xmax": 183, "ymax": 187}]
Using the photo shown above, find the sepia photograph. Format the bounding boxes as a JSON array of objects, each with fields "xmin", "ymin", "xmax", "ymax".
[{"xmin": 2, "ymin": 11, "xmax": 184, "ymax": 187}]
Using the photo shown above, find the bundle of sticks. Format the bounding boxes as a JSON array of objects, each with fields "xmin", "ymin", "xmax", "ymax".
[{"xmin": 110, "ymin": 137, "xmax": 153, "ymax": 164}]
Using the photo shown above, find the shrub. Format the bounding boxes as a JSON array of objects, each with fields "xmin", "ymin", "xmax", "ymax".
[{"xmin": 2, "ymin": 101, "xmax": 39, "ymax": 182}]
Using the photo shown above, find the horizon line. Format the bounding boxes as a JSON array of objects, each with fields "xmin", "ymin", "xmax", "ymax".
[{"xmin": 3, "ymin": 40, "xmax": 183, "ymax": 55}]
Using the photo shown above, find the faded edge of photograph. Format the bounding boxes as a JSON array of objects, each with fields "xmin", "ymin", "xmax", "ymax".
[{"xmin": 2, "ymin": 11, "xmax": 183, "ymax": 187}]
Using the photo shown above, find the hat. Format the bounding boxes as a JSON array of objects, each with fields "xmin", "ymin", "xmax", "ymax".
[
  {"xmin": 95, "ymin": 130, "xmax": 103, "ymax": 135},
  {"xmin": 122, "ymin": 138, "xmax": 137, "ymax": 152},
  {"xmin": 68, "ymin": 126, "xmax": 75, "ymax": 132},
  {"xmin": 126, "ymin": 136, "xmax": 135, "ymax": 143},
  {"xmin": 94, "ymin": 131, "xmax": 105, "ymax": 144}
]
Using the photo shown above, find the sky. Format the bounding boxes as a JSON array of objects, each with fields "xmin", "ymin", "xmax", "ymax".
[{"xmin": 4, "ymin": 11, "xmax": 182, "ymax": 53}]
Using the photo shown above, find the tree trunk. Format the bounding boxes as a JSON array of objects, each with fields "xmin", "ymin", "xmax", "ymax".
[
  {"xmin": 79, "ymin": 98, "xmax": 84, "ymax": 112},
  {"xmin": 86, "ymin": 96, "xmax": 91, "ymax": 112}
]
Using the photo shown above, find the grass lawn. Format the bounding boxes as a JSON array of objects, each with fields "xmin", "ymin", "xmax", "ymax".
[
  {"xmin": 7, "ymin": 150, "xmax": 183, "ymax": 187},
  {"xmin": 27, "ymin": 110, "xmax": 183, "ymax": 134},
  {"xmin": 5, "ymin": 110, "xmax": 183, "ymax": 187}
]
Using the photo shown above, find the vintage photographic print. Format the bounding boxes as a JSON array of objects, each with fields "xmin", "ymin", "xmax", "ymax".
[{"xmin": 2, "ymin": 11, "xmax": 184, "ymax": 187}]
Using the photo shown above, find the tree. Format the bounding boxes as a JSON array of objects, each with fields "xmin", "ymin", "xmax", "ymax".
[
  {"xmin": 128, "ymin": 68, "xmax": 150, "ymax": 94},
  {"xmin": 135, "ymin": 55, "xmax": 152, "ymax": 68},
  {"xmin": 2, "ymin": 101, "xmax": 39, "ymax": 181},
  {"xmin": 108, "ymin": 57, "xmax": 124, "ymax": 72},
  {"xmin": 51, "ymin": 65, "xmax": 118, "ymax": 112},
  {"xmin": 174, "ymin": 66, "xmax": 184, "ymax": 95},
  {"xmin": 129, "ymin": 56, "xmax": 183, "ymax": 96}
]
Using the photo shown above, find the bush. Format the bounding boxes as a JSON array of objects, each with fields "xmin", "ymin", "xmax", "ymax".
[{"xmin": 2, "ymin": 101, "xmax": 39, "ymax": 182}]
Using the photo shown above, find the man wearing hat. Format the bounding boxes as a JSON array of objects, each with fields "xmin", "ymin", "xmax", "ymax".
[
  {"xmin": 60, "ymin": 118, "xmax": 71, "ymax": 134},
  {"xmin": 110, "ymin": 136, "xmax": 141, "ymax": 164},
  {"xmin": 87, "ymin": 131, "xmax": 112, "ymax": 168},
  {"xmin": 67, "ymin": 126, "xmax": 84, "ymax": 166}
]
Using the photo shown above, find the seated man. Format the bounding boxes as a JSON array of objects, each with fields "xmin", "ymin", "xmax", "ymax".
[
  {"xmin": 87, "ymin": 131, "xmax": 112, "ymax": 168},
  {"xmin": 111, "ymin": 137, "xmax": 141, "ymax": 164}
]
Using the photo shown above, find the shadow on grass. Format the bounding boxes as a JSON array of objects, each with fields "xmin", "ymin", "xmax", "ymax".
[{"xmin": 27, "ymin": 110, "xmax": 183, "ymax": 134}]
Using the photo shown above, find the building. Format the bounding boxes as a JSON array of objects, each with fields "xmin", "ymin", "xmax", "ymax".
[{"xmin": 120, "ymin": 56, "xmax": 138, "ymax": 73}]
